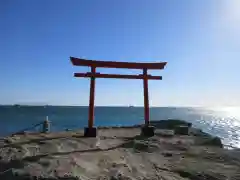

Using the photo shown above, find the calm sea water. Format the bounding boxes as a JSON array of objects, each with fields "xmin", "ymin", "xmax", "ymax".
[{"xmin": 0, "ymin": 106, "xmax": 240, "ymax": 148}]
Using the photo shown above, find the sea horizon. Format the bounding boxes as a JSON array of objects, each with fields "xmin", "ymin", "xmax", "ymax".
[{"xmin": 1, "ymin": 104, "xmax": 239, "ymax": 108}]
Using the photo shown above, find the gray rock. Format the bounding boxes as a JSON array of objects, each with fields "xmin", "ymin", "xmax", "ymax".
[
  {"xmin": 200, "ymin": 137, "xmax": 223, "ymax": 148},
  {"xmin": 174, "ymin": 125, "xmax": 189, "ymax": 135},
  {"xmin": 151, "ymin": 119, "xmax": 192, "ymax": 129}
]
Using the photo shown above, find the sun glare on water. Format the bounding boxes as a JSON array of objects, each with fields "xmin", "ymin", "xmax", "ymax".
[
  {"xmin": 217, "ymin": 107, "xmax": 240, "ymax": 121},
  {"xmin": 225, "ymin": 107, "xmax": 240, "ymax": 117}
]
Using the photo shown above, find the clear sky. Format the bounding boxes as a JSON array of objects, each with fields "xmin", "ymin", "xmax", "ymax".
[{"xmin": 0, "ymin": 0, "xmax": 240, "ymax": 107}]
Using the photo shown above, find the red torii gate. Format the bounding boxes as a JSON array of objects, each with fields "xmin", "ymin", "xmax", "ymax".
[{"xmin": 70, "ymin": 57, "xmax": 167, "ymax": 137}]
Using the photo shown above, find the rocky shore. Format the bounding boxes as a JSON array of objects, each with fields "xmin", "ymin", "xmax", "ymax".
[{"xmin": 0, "ymin": 120, "xmax": 240, "ymax": 180}]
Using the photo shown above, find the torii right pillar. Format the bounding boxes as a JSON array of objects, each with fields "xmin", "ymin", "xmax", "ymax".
[{"xmin": 141, "ymin": 68, "xmax": 155, "ymax": 136}]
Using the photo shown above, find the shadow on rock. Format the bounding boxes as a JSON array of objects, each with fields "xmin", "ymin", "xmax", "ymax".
[{"xmin": 175, "ymin": 170, "xmax": 223, "ymax": 180}]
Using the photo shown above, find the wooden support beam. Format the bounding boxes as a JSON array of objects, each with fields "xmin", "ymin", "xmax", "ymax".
[
  {"xmin": 74, "ymin": 72, "xmax": 162, "ymax": 80},
  {"xmin": 71, "ymin": 57, "xmax": 167, "ymax": 70}
]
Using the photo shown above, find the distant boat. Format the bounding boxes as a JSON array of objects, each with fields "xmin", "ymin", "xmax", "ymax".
[
  {"xmin": 13, "ymin": 104, "xmax": 21, "ymax": 108},
  {"xmin": 129, "ymin": 105, "xmax": 134, "ymax": 108}
]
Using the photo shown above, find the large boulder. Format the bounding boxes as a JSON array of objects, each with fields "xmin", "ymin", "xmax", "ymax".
[
  {"xmin": 196, "ymin": 136, "xmax": 223, "ymax": 148},
  {"xmin": 151, "ymin": 119, "xmax": 192, "ymax": 130},
  {"xmin": 174, "ymin": 125, "xmax": 189, "ymax": 135}
]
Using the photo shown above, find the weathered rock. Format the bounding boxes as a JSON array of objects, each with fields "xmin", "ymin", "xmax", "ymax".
[
  {"xmin": 189, "ymin": 128, "xmax": 210, "ymax": 137},
  {"xmin": 155, "ymin": 129, "xmax": 174, "ymax": 137},
  {"xmin": 174, "ymin": 170, "xmax": 222, "ymax": 180},
  {"xmin": 151, "ymin": 119, "xmax": 192, "ymax": 129},
  {"xmin": 199, "ymin": 137, "xmax": 223, "ymax": 148},
  {"xmin": 162, "ymin": 152, "xmax": 173, "ymax": 157},
  {"xmin": 174, "ymin": 125, "xmax": 189, "ymax": 135},
  {"xmin": 0, "ymin": 123, "xmax": 238, "ymax": 180}
]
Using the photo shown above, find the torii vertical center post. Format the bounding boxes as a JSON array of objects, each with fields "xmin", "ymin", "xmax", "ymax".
[{"xmin": 70, "ymin": 57, "xmax": 167, "ymax": 137}]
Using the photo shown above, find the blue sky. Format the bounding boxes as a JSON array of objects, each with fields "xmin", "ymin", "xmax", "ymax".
[{"xmin": 0, "ymin": 0, "xmax": 240, "ymax": 106}]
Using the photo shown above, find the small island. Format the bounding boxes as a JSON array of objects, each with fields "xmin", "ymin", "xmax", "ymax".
[{"xmin": 0, "ymin": 119, "xmax": 239, "ymax": 180}]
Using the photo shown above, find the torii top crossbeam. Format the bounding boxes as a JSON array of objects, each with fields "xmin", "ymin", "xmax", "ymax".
[
  {"xmin": 70, "ymin": 56, "xmax": 167, "ymax": 136},
  {"xmin": 71, "ymin": 57, "xmax": 166, "ymax": 70}
]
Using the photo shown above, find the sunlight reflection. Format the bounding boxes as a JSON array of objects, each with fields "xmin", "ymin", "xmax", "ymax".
[
  {"xmin": 221, "ymin": 0, "xmax": 240, "ymax": 23},
  {"xmin": 222, "ymin": 107, "xmax": 240, "ymax": 119}
]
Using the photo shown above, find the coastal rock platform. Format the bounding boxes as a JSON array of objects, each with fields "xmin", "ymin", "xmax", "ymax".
[{"xmin": 0, "ymin": 120, "xmax": 240, "ymax": 180}]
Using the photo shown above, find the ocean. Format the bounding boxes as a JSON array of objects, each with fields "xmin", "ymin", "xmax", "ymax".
[{"xmin": 0, "ymin": 106, "xmax": 240, "ymax": 148}]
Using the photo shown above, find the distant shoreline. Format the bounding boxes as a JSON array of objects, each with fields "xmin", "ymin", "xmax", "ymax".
[{"xmin": 0, "ymin": 105, "xmax": 212, "ymax": 108}]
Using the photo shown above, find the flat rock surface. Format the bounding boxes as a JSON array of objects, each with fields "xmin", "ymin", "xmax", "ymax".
[{"xmin": 0, "ymin": 128, "xmax": 240, "ymax": 180}]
